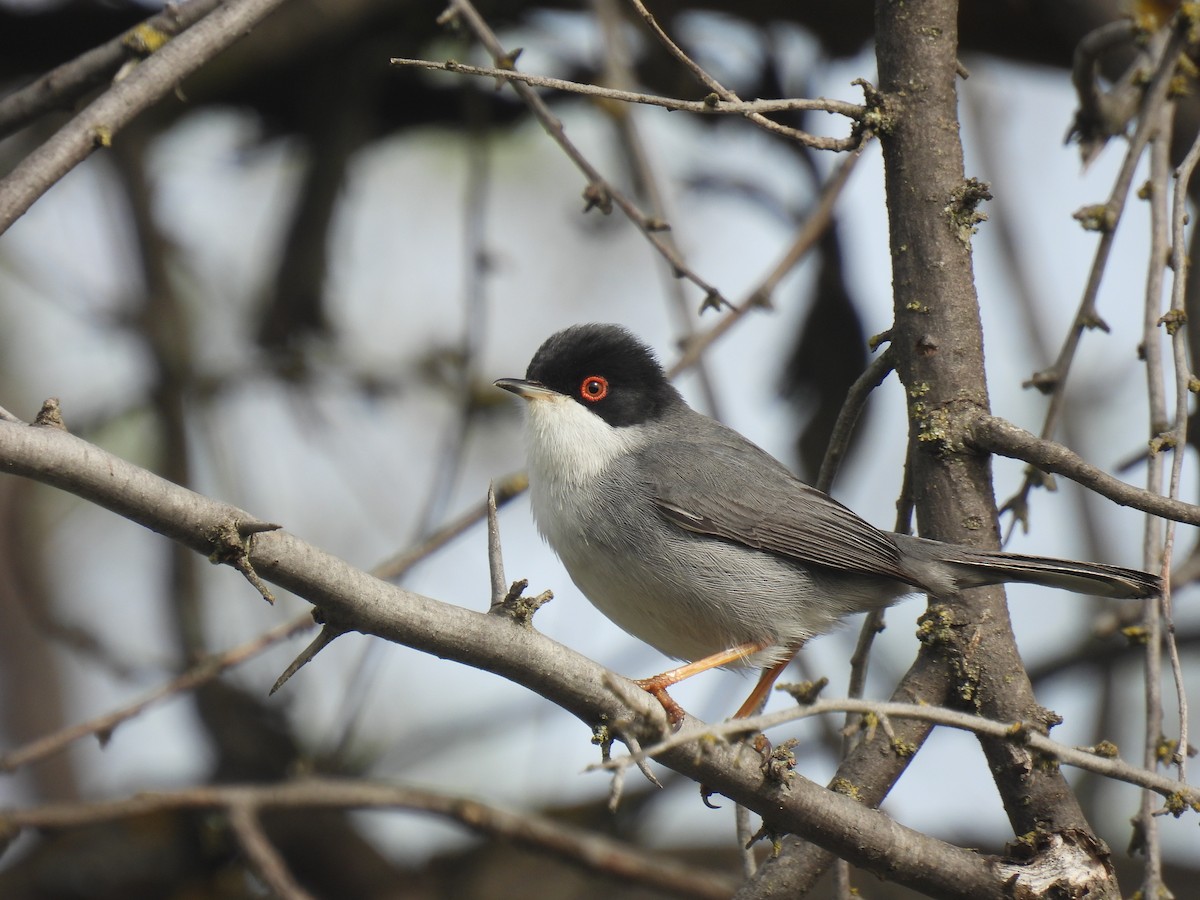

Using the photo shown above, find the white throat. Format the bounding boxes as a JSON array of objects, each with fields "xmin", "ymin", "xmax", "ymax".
[{"xmin": 523, "ymin": 394, "xmax": 646, "ymax": 489}]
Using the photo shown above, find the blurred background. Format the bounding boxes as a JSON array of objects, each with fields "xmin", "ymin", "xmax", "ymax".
[{"xmin": 0, "ymin": 1, "xmax": 1197, "ymax": 897}]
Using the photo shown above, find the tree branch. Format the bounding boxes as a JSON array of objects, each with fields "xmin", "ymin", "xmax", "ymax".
[
  {"xmin": 4, "ymin": 777, "xmax": 738, "ymax": 899},
  {"xmin": 0, "ymin": 0, "xmax": 293, "ymax": 236},
  {"xmin": 968, "ymin": 414, "xmax": 1200, "ymax": 527},
  {"xmin": 441, "ymin": 0, "xmax": 730, "ymax": 311},
  {"xmin": 0, "ymin": 417, "xmax": 1058, "ymax": 899},
  {"xmin": 0, "ymin": 0, "xmax": 222, "ymax": 140},
  {"xmin": 389, "ymin": 56, "xmax": 864, "ymax": 120},
  {"xmin": 872, "ymin": 0, "xmax": 1118, "ymax": 896},
  {"xmin": 0, "ymin": 613, "xmax": 314, "ymax": 773},
  {"xmin": 598, "ymin": 697, "xmax": 1200, "ymax": 810}
]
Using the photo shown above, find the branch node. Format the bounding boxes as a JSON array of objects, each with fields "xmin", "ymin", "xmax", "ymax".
[
  {"xmin": 761, "ymin": 737, "xmax": 799, "ymax": 786},
  {"xmin": 489, "ymin": 578, "xmax": 552, "ymax": 625},
  {"xmin": 581, "ymin": 182, "xmax": 612, "ymax": 214},
  {"xmin": 207, "ymin": 518, "xmax": 276, "ymax": 604},
  {"xmin": 1022, "ymin": 367, "xmax": 1060, "ymax": 394},
  {"xmin": 32, "ymin": 398, "xmax": 67, "ymax": 430},
  {"xmin": 591, "ymin": 723, "xmax": 614, "ymax": 762},
  {"xmin": 777, "ymin": 677, "xmax": 829, "ymax": 706},
  {"xmin": 1072, "ymin": 202, "xmax": 1116, "ymax": 232}
]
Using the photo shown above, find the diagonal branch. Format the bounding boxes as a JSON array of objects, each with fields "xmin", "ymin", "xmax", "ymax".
[
  {"xmin": 624, "ymin": 0, "xmax": 858, "ymax": 151},
  {"xmin": 0, "ymin": 0, "xmax": 223, "ymax": 140},
  {"xmin": 0, "ymin": 416, "xmax": 1057, "ymax": 900},
  {"xmin": 968, "ymin": 414, "xmax": 1200, "ymax": 527},
  {"xmin": 0, "ymin": 613, "xmax": 314, "ymax": 773},
  {"xmin": 0, "ymin": 0, "xmax": 294, "ymax": 236},
  {"xmin": 441, "ymin": 0, "xmax": 729, "ymax": 311}
]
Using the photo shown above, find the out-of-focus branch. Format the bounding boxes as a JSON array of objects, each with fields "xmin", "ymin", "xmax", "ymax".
[
  {"xmin": 228, "ymin": 802, "xmax": 316, "ymax": 900},
  {"xmin": 0, "ymin": 614, "xmax": 314, "ymax": 773},
  {"xmin": 0, "ymin": 0, "xmax": 293, "ymax": 236},
  {"xmin": 4, "ymin": 777, "xmax": 739, "ymax": 900},
  {"xmin": 670, "ymin": 144, "xmax": 866, "ymax": 376},
  {"xmin": 0, "ymin": 0, "xmax": 222, "ymax": 140},
  {"xmin": 372, "ymin": 470, "xmax": 527, "ymax": 582}
]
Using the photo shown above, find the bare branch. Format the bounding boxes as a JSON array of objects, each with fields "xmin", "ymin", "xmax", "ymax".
[
  {"xmin": 0, "ymin": 0, "xmax": 222, "ymax": 140},
  {"xmin": 0, "ymin": 0, "xmax": 294, "ymax": 236},
  {"xmin": 487, "ymin": 481, "xmax": 507, "ymax": 609},
  {"xmin": 4, "ymin": 778, "xmax": 738, "ymax": 900},
  {"xmin": 969, "ymin": 414, "xmax": 1200, "ymax": 526},
  {"xmin": 595, "ymin": 696, "xmax": 1200, "ymax": 811},
  {"xmin": 0, "ymin": 613, "xmax": 314, "ymax": 773},
  {"xmin": 624, "ymin": 0, "xmax": 858, "ymax": 151},
  {"xmin": 390, "ymin": 56, "xmax": 863, "ymax": 120},
  {"xmin": 228, "ymin": 802, "xmax": 316, "ymax": 900},
  {"xmin": 442, "ymin": 0, "xmax": 730, "ymax": 311},
  {"xmin": 0, "ymin": 418, "xmax": 1040, "ymax": 899},
  {"xmin": 1003, "ymin": 23, "xmax": 1188, "ymax": 526}
]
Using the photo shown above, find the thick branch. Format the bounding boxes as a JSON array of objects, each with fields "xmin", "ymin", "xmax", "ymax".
[
  {"xmin": 0, "ymin": 0, "xmax": 222, "ymax": 140},
  {"xmin": 0, "ymin": 418, "xmax": 1047, "ymax": 899},
  {"xmin": 873, "ymin": 1, "xmax": 1115, "ymax": 896},
  {"xmin": 0, "ymin": 0, "xmax": 292, "ymax": 236}
]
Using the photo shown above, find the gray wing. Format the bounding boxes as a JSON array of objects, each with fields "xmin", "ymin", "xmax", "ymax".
[{"xmin": 634, "ymin": 426, "xmax": 913, "ymax": 584}]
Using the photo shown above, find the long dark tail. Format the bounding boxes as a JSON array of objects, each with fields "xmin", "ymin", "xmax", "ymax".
[
  {"xmin": 943, "ymin": 547, "xmax": 1161, "ymax": 600},
  {"xmin": 895, "ymin": 535, "xmax": 1162, "ymax": 599}
]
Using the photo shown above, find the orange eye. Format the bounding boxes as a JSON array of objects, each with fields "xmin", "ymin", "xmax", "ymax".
[{"xmin": 580, "ymin": 375, "xmax": 609, "ymax": 402}]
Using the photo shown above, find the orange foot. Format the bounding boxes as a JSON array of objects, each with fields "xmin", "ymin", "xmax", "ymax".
[{"xmin": 634, "ymin": 676, "xmax": 688, "ymax": 728}]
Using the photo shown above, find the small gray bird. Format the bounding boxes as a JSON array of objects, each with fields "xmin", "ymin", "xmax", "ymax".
[{"xmin": 495, "ymin": 323, "xmax": 1161, "ymax": 722}]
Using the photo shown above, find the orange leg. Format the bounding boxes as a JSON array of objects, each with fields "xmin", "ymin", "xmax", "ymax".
[
  {"xmin": 732, "ymin": 649, "xmax": 798, "ymax": 719},
  {"xmin": 635, "ymin": 640, "xmax": 772, "ymax": 725}
]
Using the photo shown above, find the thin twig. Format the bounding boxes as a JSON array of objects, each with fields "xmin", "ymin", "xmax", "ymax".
[
  {"xmin": 1001, "ymin": 24, "xmax": 1186, "ymax": 524},
  {"xmin": 815, "ymin": 345, "xmax": 894, "ymax": 492},
  {"xmin": 487, "ymin": 481, "xmax": 506, "ymax": 608},
  {"xmin": 1161, "ymin": 114, "xmax": 1200, "ymax": 783},
  {"xmin": 0, "ymin": 613, "xmax": 314, "ymax": 772},
  {"xmin": 969, "ymin": 414, "xmax": 1200, "ymax": 526},
  {"xmin": 592, "ymin": 697, "xmax": 1200, "ymax": 809},
  {"xmin": 443, "ymin": 0, "xmax": 730, "ymax": 311},
  {"xmin": 389, "ymin": 57, "xmax": 863, "ymax": 120},
  {"xmin": 624, "ymin": 0, "xmax": 858, "ymax": 151},
  {"xmin": 1137, "ymin": 103, "xmax": 1172, "ymax": 896}
]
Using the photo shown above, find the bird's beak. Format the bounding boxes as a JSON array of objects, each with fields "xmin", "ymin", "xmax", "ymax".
[{"xmin": 493, "ymin": 378, "xmax": 561, "ymax": 401}]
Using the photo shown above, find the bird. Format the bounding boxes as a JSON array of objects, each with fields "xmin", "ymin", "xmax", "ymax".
[{"xmin": 494, "ymin": 323, "xmax": 1162, "ymax": 723}]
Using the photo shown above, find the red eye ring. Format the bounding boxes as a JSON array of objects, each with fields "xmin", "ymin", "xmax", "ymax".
[{"xmin": 580, "ymin": 375, "xmax": 609, "ymax": 402}]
